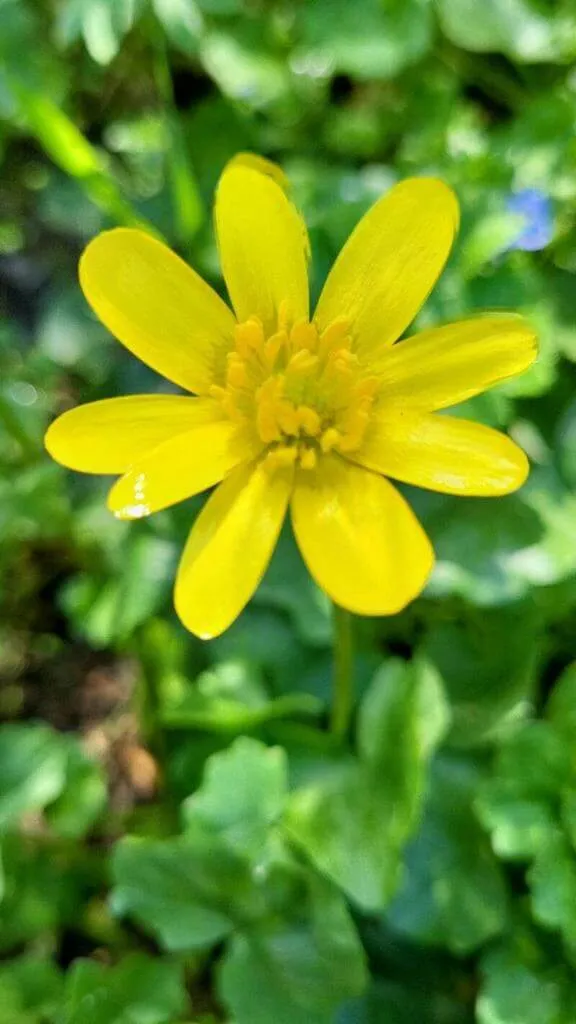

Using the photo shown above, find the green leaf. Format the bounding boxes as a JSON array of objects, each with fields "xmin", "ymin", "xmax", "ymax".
[
  {"xmin": 256, "ymin": 528, "xmax": 332, "ymax": 647},
  {"xmin": 8, "ymin": 80, "xmax": 158, "ymax": 232},
  {"xmin": 0, "ymin": 723, "xmax": 67, "ymax": 830},
  {"xmin": 218, "ymin": 876, "xmax": 367, "ymax": 1024},
  {"xmin": 61, "ymin": 534, "xmax": 177, "ymax": 647},
  {"xmin": 556, "ymin": 402, "xmax": 576, "ymax": 490},
  {"xmin": 45, "ymin": 737, "xmax": 107, "ymax": 839},
  {"xmin": 0, "ymin": 832, "xmax": 82, "ymax": 951},
  {"xmin": 477, "ymin": 721, "xmax": 572, "ymax": 859},
  {"xmin": 286, "ymin": 659, "xmax": 449, "ymax": 910},
  {"xmin": 182, "ymin": 737, "xmax": 288, "ymax": 857},
  {"xmin": 546, "ymin": 662, "xmax": 576, "ymax": 739},
  {"xmin": 437, "ymin": 0, "xmax": 576, "ymax": 63},
  {"xmin": 0, "ymin": 955, "xmax": 63, "ymax": 1024},
  {"xmin": 152, "ymin": 0, "xmax": 203, "ymax": 57},
  {"xmin": 460, "ymin": 211, "xmax": 526, "ymax": 278},
  {"xmin": 111, "ymin": 830, "xmax": 243, "ymax": 951},
  {"xmin": 387, "ymin": 755, "xmax": 508, "ymax": 954},
  {"xmin": 420, "ymin": 604, "xmax": 540, "ymax": 748},
  {"xmin": 0, "ymin": 724, "xmax": 103, "ymax": 840},
  {"xmin": 425, "ymin": 495, "xmax": 545, "ymax": 606},
  {"xmin": 200, "ymin": 21, "xmax": 289, "ymax": 107},
  {"xmin": 341, "ymin": 979, "xmax": 445, "ymax": 1024},
  {"xmin": 529, "ymin": 830, "xmax": 576, "ymax": 947},
  {"xmin": 478, "ymin": 926, "xmax": 576, "ymax": 1024},
  {"xmin": 64, "ymin": 953, "xmax": 188, "ymax": 1024},
  {"xmin": 56, "ymin": 0, "xmax": 139, "ymax": 65},
  {"xmin": 294, "ymin": 0, "xmax": 432, "ymax": 81},
  {"xmin": 163, "ymin": 659, "xmax": 321, "ymax": 734}
]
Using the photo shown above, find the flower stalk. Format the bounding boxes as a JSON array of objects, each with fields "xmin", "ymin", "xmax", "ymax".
[{"xmin": 331, "ymin": 603, "xmax": 354, "ymax": 741}]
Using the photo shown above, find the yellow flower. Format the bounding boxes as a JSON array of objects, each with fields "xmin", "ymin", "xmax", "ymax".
[{"xmin": 45, "ymin": 155, "xmax": 537, "ymax": 639}]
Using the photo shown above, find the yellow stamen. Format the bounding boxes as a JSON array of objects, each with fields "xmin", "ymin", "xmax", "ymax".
[
  {"xmin": 291, "ymin": 319, "xmax": 318, "ymax": 351},
  {"xmin": 297, "ymin": 406, "xmax": 321, "ymax": 435},
  {"xmin": 299, "ymin": 447, "xmax": 318, "ymax": 470},
  {"xmin": 211, "ymin": 308, "xmax": 379, "ymax": 465},
  {"xmin": 320, "ymin": 427, "xmax": 341, "ymax": 453},
  {"xmin": 265, "ymin": 445, "xmax": 298, "ymax": 469}
]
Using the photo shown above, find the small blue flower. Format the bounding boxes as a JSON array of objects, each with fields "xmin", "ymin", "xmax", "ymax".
[{"xmin": 506, "ymin": 188, "xmax": 553, "ymax": 252}]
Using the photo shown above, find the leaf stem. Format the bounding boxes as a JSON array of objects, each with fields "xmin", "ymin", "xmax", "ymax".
[{"xmin": 331, "ymin": 604, "xmax": 354, "ymax": 741}]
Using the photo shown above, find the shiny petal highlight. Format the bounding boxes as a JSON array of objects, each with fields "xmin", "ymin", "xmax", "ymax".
[{"xmin": 107, "ymin": 419, "xmax": 241, "ymax": 519}]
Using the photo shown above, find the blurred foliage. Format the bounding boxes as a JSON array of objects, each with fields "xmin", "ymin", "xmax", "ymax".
[{"xmin": 1, "ymin": 0, "xmax": 576, "ymax": 1021}]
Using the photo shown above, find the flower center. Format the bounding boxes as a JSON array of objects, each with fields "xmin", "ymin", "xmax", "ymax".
[{"xmin": 210, "ymin": 303, "xmax": 380, "ymax": 469}]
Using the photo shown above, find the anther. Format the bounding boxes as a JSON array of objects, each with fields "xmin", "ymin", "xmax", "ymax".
[
  {"xmin": 320, "ymin": 427, "xmax": 341, "ymax": 453},
  {"xmin": 290, "ymin": 319, "xmax": 318, "ymax": 352},
  {"xmin": 265, "ymin": 445, "xmax": 298, "ymax": 469},
  {"xmin": 297, "ymin": 406, "xmax": 321, "ymax": 436},
  {"xmin": 299, "ymin": 447, "xmax": 318, "ymax": 470}
]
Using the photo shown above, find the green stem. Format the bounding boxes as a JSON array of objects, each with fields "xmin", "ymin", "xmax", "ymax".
[
  {"xmin": 331, "ymin": 604, "xmax": 354, "ymax": 741},
  {"xmin": 133, "ymin": 625, "xmax": 166, "ymax": 766}
]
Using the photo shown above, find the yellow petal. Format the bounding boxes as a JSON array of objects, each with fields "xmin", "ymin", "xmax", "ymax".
[
  {"xmin": 291, "ymin": 456, "xmax": 433, "ymax": 616},
  {"xmin": 314, "ymin": 177, "xmax": 459, "ymax": 360},
  {"xmin": 45, "ymin": 395, "xmax": 222, "ymax": 474},
  {"xmin": 107, "ymin": 418, "xmax": 242, "ymax": 519},
  {"xmin": 353, "ymin": 411, "xmax": 529, "ymax": 496},
  {"xmin": 214, "ymin": 157, "xmax": 309, "ymax": 331},
  {"xmin": 226, "ymin": 152, "xmax": 291, "ymax": 190},
  {"xmin": 79, "ymin": 229, "xmax": 235, "ymax": 394},
  {"xmin": 372, "ymin": 314, "xmax": 537, "ymax": 409},
  {"xmin": 175, "ymin": 459, "xmax": 293, "ymax": 639}
]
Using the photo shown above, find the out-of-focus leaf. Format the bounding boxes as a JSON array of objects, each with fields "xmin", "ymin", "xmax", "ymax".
[
  {"xmin": 256, "ymin": 528, "xmax": 332, "ymax": 647},
  {"xmin": 437, "ymin": 0, "xmax": 576, "ymax": 63},
  {"xmin": 0, "ymin": 954, "xmax": 63, "ymax": 1024},
  {"xmin": 218, "ymin": 876, "xmax": 367, "ymax": 1024},
  {"xmin": 0, "ymin": 0, "xmax": 65, "ymax": 111},
  {"xmin": 0, "ymin": 833, "xmax": 83, "ymax": 951},
  {"xmin": 200, "ymin": 25, "xmax": 289, "ymax": 107},
  {"xmin": 162, "ymin": 658, "xmax": 322, "ymax": 733},
  {"xmin": 420, "ymin": 603, "xmax": 540, "ymax": 748},
  {"xmin": 0, "ymin": 723, "xmax": 67, "ymax": 830},
  {"xmin": 424, "ymin": 494, "xmax": 549, "ymax": 606},
  {"xmin": 61, "ymin": 534, "xmax": 177, "ymax": 646},
  {"xmin": 387, "ymin": 755, "xmax": 508, "ymax": 954},
  {"xmin": 556, "ymin": 402, "xmax": 576, "ymax": 489},
  {"xmin": 8, "ymin": 81, "xmax": 157, "ymax": 231},
  {"xmin": 152, "ymin": 0, "xmax": 203, "ymax": 56},
  {"xmin": 55, "ymin": 0, "xmax": 140, "ymax": 65},
  {"xmin": 546, "ymin": 662, "xmax": 576, "ymax": 738},
  {"xmin": 294, "ymin": 0, "xmax": 432, "ymax": 81},
  {"xmin": 477, "ymin": 927, "xmax": 575, "ymax": 1024},
  {"xmin": 529, "ymin": 830, "xmax": 576, "ymax": 947},
  {"xmin": 477, "ymin": 722, "xmax": 570, "ymax": 860},
  {"xmin": 45, "ymin": 738, "xmax": 107, "ymax": 840},
  {"xmin": 64, "ymin": 953, "xmax": 188, "ymax": 1024}
]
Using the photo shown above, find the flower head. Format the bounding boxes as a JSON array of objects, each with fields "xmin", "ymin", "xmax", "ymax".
[{"xmin": 45, "ymin": 154, "xmax": 537, "ymax": 638}]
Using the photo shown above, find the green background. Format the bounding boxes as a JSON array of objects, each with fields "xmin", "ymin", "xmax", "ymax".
[{"xmin": 1, "ymin": 0, "xmax": 576, "ymax": 1020}]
